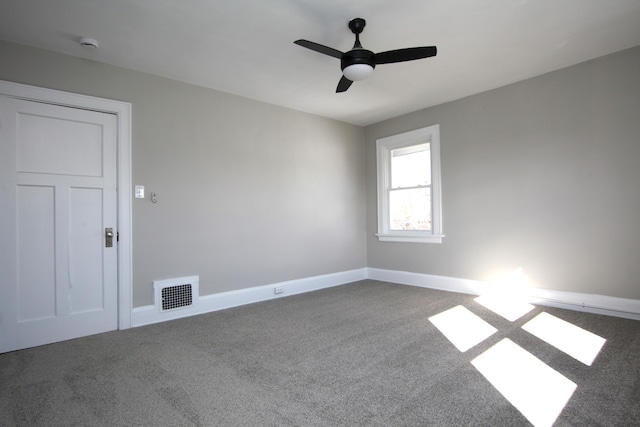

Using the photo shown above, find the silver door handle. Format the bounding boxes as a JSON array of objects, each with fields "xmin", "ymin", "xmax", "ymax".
[{"xmin": 105, "ymin": 228, "xmax": 114, "ymax": 247}]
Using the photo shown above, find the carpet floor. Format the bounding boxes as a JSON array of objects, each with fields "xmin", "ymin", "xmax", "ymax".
[{"xmin": 1, "ymin": 280, "xmax": 639, "ymax": 426}]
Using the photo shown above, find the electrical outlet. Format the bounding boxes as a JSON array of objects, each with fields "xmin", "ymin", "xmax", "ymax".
[{"xmin": 274, "ymin": 286, "xmax": 284, "ymax": 295}]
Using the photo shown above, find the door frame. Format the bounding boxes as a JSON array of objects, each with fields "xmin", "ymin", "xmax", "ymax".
[{"xmin": 0, "ymin": 80, "xmax": 133, "ymax": 330}]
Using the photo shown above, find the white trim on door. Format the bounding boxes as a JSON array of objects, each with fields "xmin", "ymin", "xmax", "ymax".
[{"xmin": 0, "ymin": 80, "xmax": 133, "ymax": 329}]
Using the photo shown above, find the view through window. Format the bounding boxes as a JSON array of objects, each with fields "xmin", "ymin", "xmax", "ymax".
[{"xmin": 389, "ymin": 143, "xmax": 431, "ymax": 231}]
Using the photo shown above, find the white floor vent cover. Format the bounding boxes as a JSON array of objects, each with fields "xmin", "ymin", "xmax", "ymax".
[{"xmin": 153, "ymin": 276, "xmax": 199, "ymax": 312}]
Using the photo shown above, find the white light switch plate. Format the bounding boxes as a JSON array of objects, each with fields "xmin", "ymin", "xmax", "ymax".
[{"xmin": 135, "ymin": 185, "xmax": 145, "ymax": 199}]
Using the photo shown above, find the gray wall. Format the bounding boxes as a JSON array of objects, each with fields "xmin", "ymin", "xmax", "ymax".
[
  {"xmin": 365, "ymin": 46, "xmax": 640, "ymax": 300},
  {"xmin": 0, "ymin": 41, "xmax": 366, "ymax": 307},
  {"xmin": 3, "ymin": 39, "xmax": 639, "ymax": 304}
]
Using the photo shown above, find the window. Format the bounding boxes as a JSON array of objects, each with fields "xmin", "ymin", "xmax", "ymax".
[{"xmin": 376, "ymin": 124, "xmax": 443, "ymax": 243}]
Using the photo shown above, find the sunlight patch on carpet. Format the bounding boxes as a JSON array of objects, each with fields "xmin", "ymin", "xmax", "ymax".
[
  {"xmin": 471, "ymin": 338, "xmax": 576, "ymax": 427},
  {"xmin": 522, "ymin": 312, "xmax": 606, "ymax": 366},
  {"xmin": 428, "ymin": 305, "xmax": 497, "ymax": 352},
  {"xmin": 474, "ymin": 295, "xmax": 535, "ymax": 322}
]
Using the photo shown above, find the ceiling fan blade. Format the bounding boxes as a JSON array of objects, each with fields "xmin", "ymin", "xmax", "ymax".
[
  {"xmin": 336, "ymin": 76, "xmax": 353, "ymax": 93},
  {"xmin": 294, "ymin": 39, "xmax": 343, "ymax": 59},
  {"xmin": 375, "ymin": 46, "xmax": 437, "ymax": 64}
]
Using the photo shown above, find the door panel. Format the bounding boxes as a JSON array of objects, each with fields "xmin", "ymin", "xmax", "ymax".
[
  {"xmin": 17, "ymin": 112, "xmax": 104, "ymax": 176},
  {"xmin": 16, "ymin": 185, "xmax": 56, "ymax": 322},
  {"xmin": 68, "ymin": 187, "xmax": 105, "ymax": 314},
  {"xmin": 0, "ymin": 96, "xmax": 118, "ymax": 353}
]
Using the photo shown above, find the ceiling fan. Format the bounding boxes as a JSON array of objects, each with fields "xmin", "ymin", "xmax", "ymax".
[{"xmin": 294, "ymin": 18, "xmax": 437, "ymax": 93}]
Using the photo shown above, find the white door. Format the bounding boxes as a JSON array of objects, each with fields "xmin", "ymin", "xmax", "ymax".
[{"xmin": 0, "ymin": 96, "xmax": 118, "ymax": 353}]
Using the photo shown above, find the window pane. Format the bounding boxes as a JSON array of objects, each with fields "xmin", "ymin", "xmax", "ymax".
[
  {"xmin": 389, "ymin": 188, "xmax": 431, "ymax": 231},
  {"xmin": 391, "ymin": 145, "xmax": 431, "ymax": 188}
]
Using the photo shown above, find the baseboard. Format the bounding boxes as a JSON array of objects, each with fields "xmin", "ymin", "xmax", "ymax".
[
  {"xmin": 367, "ymin": 268, "xmax": 488, "ymax": 296},
  {"xmin": 131, "ymin": 268, "xmax": 368, "ymax": 327},
  {"xmin": 131, "ymin": 267, "xmax": 639, "ymax": 328},
  {"xmin": 367, "ymin": 268, "xmax": 640, "ymax": 321}
]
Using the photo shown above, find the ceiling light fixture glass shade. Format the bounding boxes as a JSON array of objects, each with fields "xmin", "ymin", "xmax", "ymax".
[{"xmin": 342, "ymin": 63, "xmax": 374, "ymax": 81}]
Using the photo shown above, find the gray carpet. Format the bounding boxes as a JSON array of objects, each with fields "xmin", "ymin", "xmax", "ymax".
[{"xmin": 1, "ymin": 280, "xmax": 639, "ymax": 426}]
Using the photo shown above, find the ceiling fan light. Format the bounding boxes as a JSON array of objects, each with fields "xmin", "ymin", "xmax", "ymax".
[{"xmin": 342, "ymin": 63, "xmax": 374, "ymax": 81}]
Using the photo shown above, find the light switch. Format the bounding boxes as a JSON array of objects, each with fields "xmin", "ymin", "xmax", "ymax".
[{"xmin": 135, "ymin": 185, "xmax": 145, "ymax": 199}]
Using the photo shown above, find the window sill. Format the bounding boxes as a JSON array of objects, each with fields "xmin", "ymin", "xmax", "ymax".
[{"xmin": 376, "ymin": 234, "xmax": 444, "ymax": 244}]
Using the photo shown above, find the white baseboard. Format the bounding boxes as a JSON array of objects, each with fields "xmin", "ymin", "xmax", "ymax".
[
  {"xmin": 131, "ymin": 267, "xmax": 639, "ymax": 328},
  {"xmin": 367, "ymin": 268, "xmax": 640, "ymax": 321},
  {"xmin": 132, "ymin": 268, "xmax": 367, "ymax": 327},
  {"xmin": 367, "ymin": 268, "xmax": 488, "ymax": 296}
]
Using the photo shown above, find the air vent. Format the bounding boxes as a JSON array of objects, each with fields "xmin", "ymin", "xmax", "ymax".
[
  {"xmin": 153, "ymin": 276, "xmax": 199, "ymax": 312},
  {"xmin": 161, "ymin": 284, "xmax": 192, "ymax": 310}
]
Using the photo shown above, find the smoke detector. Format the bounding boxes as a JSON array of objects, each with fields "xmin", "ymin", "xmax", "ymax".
[{"xmin": 79, "ymin": 37, "xmax": 99, "ymax": 49}]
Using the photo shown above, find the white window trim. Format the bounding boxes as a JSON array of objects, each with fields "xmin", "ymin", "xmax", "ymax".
[{"xmin": 376, "ymin": 124, "xmax": 443, "ymax": 243}]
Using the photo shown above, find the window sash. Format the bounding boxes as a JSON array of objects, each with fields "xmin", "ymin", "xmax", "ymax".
[
  {"xmin": 390, "ymin": 144, "xmax": 431, "ymax": 189},
  {"xmin": 389, "ymin": 187, "xmax": 432, "ymax": 231}
]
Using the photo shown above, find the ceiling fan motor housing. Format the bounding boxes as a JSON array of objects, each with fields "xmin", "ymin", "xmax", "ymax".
[
  {"xmin": 341, "ymin": 49, "xmax": 376, "ymax": 71},
  {"xmin": 341, "ymin": 49, "xmax": 376, "ymax": 81}
]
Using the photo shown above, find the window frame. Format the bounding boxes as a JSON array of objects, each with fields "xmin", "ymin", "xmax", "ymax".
[{"xmin": 376, "ymin": 124, "xmax": 443, "ymax": 243}]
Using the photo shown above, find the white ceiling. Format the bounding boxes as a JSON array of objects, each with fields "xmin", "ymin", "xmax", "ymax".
[{"xmin": 1, "ymin": 0, "xmax": 640, "ymax": 126}]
